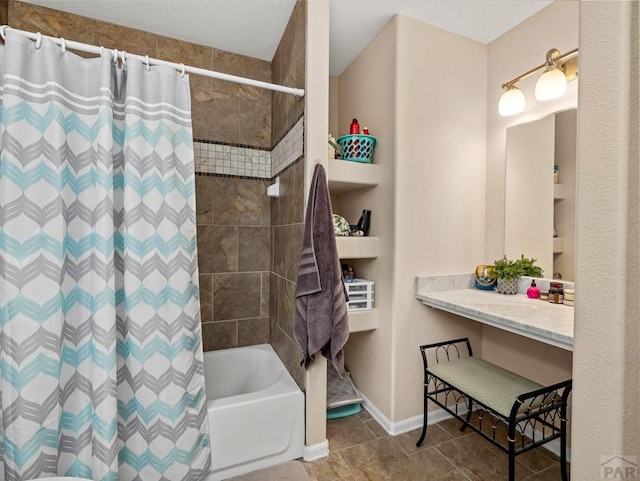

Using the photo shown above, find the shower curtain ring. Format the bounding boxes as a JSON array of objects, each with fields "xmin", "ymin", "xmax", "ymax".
[
  {"xmin": 145, "ymin": 55, "xmax": 151, "ymax": 70},
  {"xmin": 0, "ymin": 25, "xmax": 9, "ymax": 41},
  {"xmin": 179, "ymin": 63, "xmax": 186, "ymax": 78},
  {"xmin": 113, "ymin": 49, "xmax": 118, "ymax": 64},
  {"xmin": 35, "ymin": 32, "xmax": 42, "ymax": 49},
  {"xmin": 60, "ymin": 37, "xmax": 66, "ymax": 53},
  {"xmin": 121, "ymin": 51, "xmax": 127, "ymax": 66}
]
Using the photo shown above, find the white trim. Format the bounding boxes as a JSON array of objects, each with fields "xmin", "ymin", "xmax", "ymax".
[
  {"xmin": 361, "ymin": 394, "xmax": 571, "ymax": 461},
  {"xmin": 303, "ymin": 440, "xmax": 329, "ymax": 462},
  {"xmin": 360, "ymin": 393, "xmax": 454, "ymax": 436}
]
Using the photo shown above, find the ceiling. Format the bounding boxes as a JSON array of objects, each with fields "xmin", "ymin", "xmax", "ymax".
[{"xmin": 21, "ymin": 0, "xmax": 552, "ymax": 77}]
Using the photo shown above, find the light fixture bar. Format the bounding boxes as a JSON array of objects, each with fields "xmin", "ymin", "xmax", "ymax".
[{"xmin": 501, "ymin": 48, "xmax": 579, "ymax": 89}]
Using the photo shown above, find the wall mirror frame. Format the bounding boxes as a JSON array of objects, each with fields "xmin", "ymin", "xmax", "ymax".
[{"xmin": 504, "ymin": 108, "xmax": 577, "ymax": 282}]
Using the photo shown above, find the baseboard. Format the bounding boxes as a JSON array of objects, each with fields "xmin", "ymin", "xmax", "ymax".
[
  {"xmin": 360, "ymin": 395, "xmax": 571, "ymax": 461},
  {"xmin": 303, "ymin": 440, "xmax": 329, "ymax": 462},
  {"xmin": 360, "ymin": 393, "xmax": 453, "ymax": 436}
]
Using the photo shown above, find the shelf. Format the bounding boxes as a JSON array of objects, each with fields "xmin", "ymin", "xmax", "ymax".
[
  {"xmin": 348, "ymin": 309, "xmax": 378, "ymax": 332},
  {"xmin": 327, "ymin": 159, "xmax": 380, "ymax": 194},
  {"xmin": 554, "ymin": 184, "xmax": 565, "ymax": 200},
  {"xmin": 553, "ymin": 237, "xmax": 564, "ymax": 254},
  {"xmin": 336, "ymin": 236, "xmax": 379, "ymax": 259}
]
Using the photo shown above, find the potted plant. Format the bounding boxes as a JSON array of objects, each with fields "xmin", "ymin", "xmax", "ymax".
[{"xmin": 492, "ymin": 255, "xmax": 543, "ymax": 294}]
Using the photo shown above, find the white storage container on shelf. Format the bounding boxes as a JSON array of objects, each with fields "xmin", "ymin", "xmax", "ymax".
[{"xmin": 345, "ymin": 279, "xmax": 374, "ymax": 311}]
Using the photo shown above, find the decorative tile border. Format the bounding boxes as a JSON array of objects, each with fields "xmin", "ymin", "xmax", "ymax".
[
  {"xmin": 272, "ymin": 117, "xmax": 304, "ymax": 177},
  {"xmin": 193, "ymin": 116, "xmax": 304, "ymax": 180}
]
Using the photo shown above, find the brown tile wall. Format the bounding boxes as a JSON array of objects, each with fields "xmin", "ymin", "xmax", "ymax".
[
  {"xmin": 196, "ymin": 175, "xmax": 272, "ymax": 350},
  {"xmin": 7, "ymin": 0, "xmax": 272, "ymax": 148},
  {"xmin": 0, "ymin": 0, "xmax": 8, "ymax": 26},
  {"xmin": 269, "ymin": 0, "xmax": 306, "ymax": 388}
]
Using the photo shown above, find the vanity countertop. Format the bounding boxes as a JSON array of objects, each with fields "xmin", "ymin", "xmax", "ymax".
[{"xmin": 415, "ymin": 275, "xmax": 574, "ymax": 351}]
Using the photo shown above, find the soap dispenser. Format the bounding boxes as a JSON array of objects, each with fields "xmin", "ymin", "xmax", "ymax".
[{"xmin": 527, "ymin": 279, "xmax": 540, "ymax": 299}]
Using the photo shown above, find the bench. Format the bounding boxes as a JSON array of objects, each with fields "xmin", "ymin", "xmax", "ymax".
[{"xmin": 416, "ymin": 338, "xmax": 572, "ymax": 481}]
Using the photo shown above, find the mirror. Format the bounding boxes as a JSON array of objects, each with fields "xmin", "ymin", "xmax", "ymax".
[{"xmin": 504, "ymin": 108, "xmax": 577, "ymax": 282}]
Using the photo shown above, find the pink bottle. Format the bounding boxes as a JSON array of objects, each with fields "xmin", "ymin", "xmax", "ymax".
[{"xmin": 527, "ymin": 280, "xmax": 540, "ymax": 299}]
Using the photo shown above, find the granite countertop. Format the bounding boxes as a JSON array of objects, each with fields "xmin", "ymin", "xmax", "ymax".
[{"xmin": 415, "ymin": 274, "xmax": 574, "ymax": 351}]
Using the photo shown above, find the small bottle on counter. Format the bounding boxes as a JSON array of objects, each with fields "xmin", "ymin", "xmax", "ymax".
[
  {"xmin": 549, "ymin": 282, "xmax": 564, "ymax": 304},
  {"xmin": 362, "ymin": 126, "xmax": 370, "ymax": 135},
  {"xmin": 527, "ymin": 279, "xmax": 540, "ymax": 299}
]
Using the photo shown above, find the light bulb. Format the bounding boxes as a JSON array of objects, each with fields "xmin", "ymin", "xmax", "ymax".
[
  {"xmin": 498, "ymin": 86, "xmax": 525, "ymax": 117},
  {"xmin": 535, "ymin": 68, "xmax": 568, "ymax": 101}
]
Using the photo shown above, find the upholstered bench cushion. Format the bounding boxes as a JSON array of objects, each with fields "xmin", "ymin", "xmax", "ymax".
[{"xmin": 428, "ymin": 357, "xmax": 544, "ymax": 418}]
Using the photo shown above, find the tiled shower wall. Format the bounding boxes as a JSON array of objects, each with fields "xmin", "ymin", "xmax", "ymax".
[
  {"xmin": 6, "ymin": 1, "xmax": 288, "ymax": 353},
  {"xmin": 269, "ymin": 0, "xmax": 307, "ymax": 388}
]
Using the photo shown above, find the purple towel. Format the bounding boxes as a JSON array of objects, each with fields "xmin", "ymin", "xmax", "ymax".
[{"xmin": 293, "ymin": 164, "xmax": 349, "ymax": 375}]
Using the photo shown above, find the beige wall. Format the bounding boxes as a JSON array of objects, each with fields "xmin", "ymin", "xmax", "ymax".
[
  {"xmin": 392, "ymin": 15, "xmax": 487, "ymax": 420},
  {"xmin": 335, "ymin": 15, "xmax": 487, "ymax": 422},
  {"xmin": 481, "ymin": 0, "xmax": 578, "ymax": 393},
  {"xmin": 335, "ymin": 17, "xmax": 397, "ymax": 418},
  {"xmin": 572, "ymin": 1, "xmax": 640, "ymax": 476},
  {"xmin": 485, "ymin": 1, "xmax": 579, "ymax": 262}
]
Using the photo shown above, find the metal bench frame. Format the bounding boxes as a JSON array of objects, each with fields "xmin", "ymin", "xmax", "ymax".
[{"xmin": 417, "ymin": 337, "xmax": 572, "ymax": 481}]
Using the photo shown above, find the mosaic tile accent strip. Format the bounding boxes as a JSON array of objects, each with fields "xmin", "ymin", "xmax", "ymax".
[
  {"xmin": 193, "ymin": 117, "xmax": 304, "ymax": 179},
  {"xmin": 272, "ymin": 117, "xmax": 304, "ymax": 177},
  {"xmin": 194, "ymin": 141, "xmax": 271, "ymax": 178}
]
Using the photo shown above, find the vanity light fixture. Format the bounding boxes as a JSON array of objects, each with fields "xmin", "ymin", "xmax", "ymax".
[{"xmin": 498, "ymin": 47, "xmax": 578, "ymax": 117}]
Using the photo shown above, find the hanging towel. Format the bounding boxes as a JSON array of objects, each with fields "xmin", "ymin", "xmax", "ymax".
[{"xmin": 294, "ymin": 163, "xmax": 349, "ymax": 375}]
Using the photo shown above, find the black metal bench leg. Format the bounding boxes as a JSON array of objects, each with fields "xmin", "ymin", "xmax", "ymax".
[
  {"xmin": 460, "ymin": 398, "xmax": 472, "ymax": 432},
  {"xmin": 560, "ymin": 409, "xmax": 569, "ymax": 481},
  {"xmin": 508, "ymin": 423, "xmax": 516, "ymax": 481},
  {"xmin": 416, "ymin": 386, "xmax": 428, "ymax": 447}
]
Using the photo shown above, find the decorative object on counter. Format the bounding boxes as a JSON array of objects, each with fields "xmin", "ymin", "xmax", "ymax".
[
  {"xmin": 563, "ymin": 288, "xmax": 575, "ymax": 307},
  {"xmin": 354, "ymin": 209, "xmax": 371, "ymax": 236},
  {"xmin": 350, "ymin": 118, "xmax": 360, "ymax": 134},
  {"xmin": 526, "ymin": 279, "xmax": 540, "ymax": 299},
  {"xmin": 474, "ymin": 264, "xmax": 497, "ymax": 290},
  {"xmin": 336, "ymin": 134, "xmax": 377, "ymax": 163},
  {"xmin": 333, "ymin": 214, "xmax": 351, "ymax": 236},
  {"xmin": 492, "ymin": 255, "xmax": 543, "ymax": 295},
  {"xmin": 549, "ymin": 281, "xmax": 564, "ymax": 304},
  {"xmin": 539, "ymin": 290, "xmax": 549, "ymax": 301}
]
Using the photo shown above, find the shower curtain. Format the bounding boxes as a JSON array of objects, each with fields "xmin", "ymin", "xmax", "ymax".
[{"xmin": 0, "ymin": 31, "xmax": 210, "ymax": 481}]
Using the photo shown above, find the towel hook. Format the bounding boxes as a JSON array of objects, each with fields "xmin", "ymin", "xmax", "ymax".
[{"xmin": 60, "ymin": 37, "xmax": 66, "ymax": 54}]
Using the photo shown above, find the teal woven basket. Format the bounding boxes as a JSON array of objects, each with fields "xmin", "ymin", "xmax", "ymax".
[{"xmin": 337, "ymin": 134, "xmax": 377, "ymax": 163}]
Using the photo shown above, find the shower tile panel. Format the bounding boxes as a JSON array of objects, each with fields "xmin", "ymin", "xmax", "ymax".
[
  {"xmin": 237, "ymin": 317, "xmax": 270, "ymax": 347},
  {"xmin": 261, "ymin": 272, "xmax": 271, "ymax": 318},
  {"xmin": 212, "ymin": 178, "xmax": 269, "ymax": 226},
  {"xmin": 196, "ymin": 225, "xmax": 238, "ymax": 273},
  {"xmin": 213, "ymin": 272, "xmax": 262, "ymax": 321},
  {"xmin": 202, "ymin": 321, "xmax": 236, "ymax": 351},
  {"xmin": 238, "ymin": 226, "xmax": 271, "ymax": 272},
  {"xmin": 194, "ymin": 141, "xmax": 270, "ymax": 178},
  {"xmin": 199, "ymin": 274, "xmax": 214, "ymax": 323}
]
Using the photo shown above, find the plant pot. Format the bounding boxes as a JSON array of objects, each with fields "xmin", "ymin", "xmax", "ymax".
[{"xmin": 496, "ymin": 278, "xmax": 518, "ymax": 295}]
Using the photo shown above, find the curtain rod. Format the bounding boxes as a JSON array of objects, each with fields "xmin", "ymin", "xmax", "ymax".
[{"xmin": 0, "ymin": 25, "xmax": 305, "ymax": 98}]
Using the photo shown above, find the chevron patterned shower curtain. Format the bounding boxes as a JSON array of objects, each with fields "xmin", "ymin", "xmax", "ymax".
[{"xmin": 0, "ymin": 32, "xmax": 210, "ymax": 481}]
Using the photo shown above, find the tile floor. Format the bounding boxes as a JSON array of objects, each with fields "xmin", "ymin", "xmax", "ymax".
[{"xmin": 304, "ymin": 409, "xmax": 569, "ymax": 481}]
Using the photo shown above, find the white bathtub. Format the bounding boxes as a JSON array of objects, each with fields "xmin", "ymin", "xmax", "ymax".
[{"xmin": 203, "ymin": 344, "xmax": 305, "ymax": 481}]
